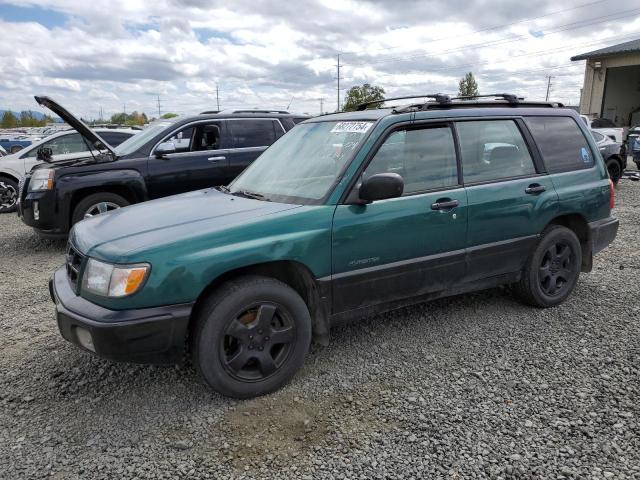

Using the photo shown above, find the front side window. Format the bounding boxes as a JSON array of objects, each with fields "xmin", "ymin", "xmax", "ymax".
[
  {"xmin": 25, "ymin": 133, "xmax": 88, "ymax": 158},
  {"xmin": 525, "ymin": 116, "xmax": 594, "ymax": 173},
  {"xmin": 457, "ymin": 120, "xmax": 536, "ymax": 183},
  {"xmin": 229, "ymin": 119, "xmax": 276, "ymax": 148},
  {"xmin": 364, "ymin": 126, "xmax": 458, "ymax": 194},
  {"xmin": 229, "ymin": 120, "xmax": 373, "ymax": 203}
]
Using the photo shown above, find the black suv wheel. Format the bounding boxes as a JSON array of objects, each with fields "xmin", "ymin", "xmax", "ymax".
[
  {"xmin": 191, "ymin": 275, "xmax": 312, "ymax": 398},
  {"xmin": 515, "ymin": 225, "xmax": 581, "ymax": 308},
  {"xmin": 0, "ymin": 178, "xmax": 19, "ymax": 213},
  {"xmin": 606, "ymin": 157, "xmax": 622, "ymax": 184}
]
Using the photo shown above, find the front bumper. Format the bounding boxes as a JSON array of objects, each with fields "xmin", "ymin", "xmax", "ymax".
[
  {"xmin": 19, "ymin": 189, "xmax": 69, "ymax": 238},
  {"xmin": 589, "ymin": 216, "xmax": 619, "ymax": 255},
  {"xmin": 50, "ymin": 267, "xmax": 192, "ymax": 365}
]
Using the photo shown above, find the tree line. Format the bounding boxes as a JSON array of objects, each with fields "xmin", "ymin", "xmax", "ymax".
[{"xmin": 1, "ymin": 111, "xmax": 55, "ymax": 128}]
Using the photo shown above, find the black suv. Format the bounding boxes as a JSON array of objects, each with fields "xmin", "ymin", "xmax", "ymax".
[{"xmin": 18, "ymin": 97, "xmax": 308, "ymax": 237}]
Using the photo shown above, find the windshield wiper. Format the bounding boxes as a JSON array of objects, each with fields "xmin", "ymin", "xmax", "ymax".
[
  {"xmin": 214, "ymin": 185, "xmax": 230, "ymax": 193},
  {"xmin": 231, "ymin": 189, "xmax": 270, "ymax": 201}
]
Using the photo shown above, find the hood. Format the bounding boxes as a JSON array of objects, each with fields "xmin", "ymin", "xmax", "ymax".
[
  {"xmin": 72, "ymin": 188, "xmax": 301, "ymax": 259},
  {"xmin": 34, "ymin": 96, "xmax": 116, "ymax": 156}
]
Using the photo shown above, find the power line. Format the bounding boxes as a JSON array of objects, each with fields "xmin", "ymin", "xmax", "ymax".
[
  {"xmin": 338, "ymin": 0, "xmax": 607, "ymax": 58},
  {"xmin": 342, "ymin": 6, "xmax": 640, "ymax": 68}
]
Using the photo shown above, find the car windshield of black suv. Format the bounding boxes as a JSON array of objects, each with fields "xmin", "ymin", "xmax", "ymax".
[
  {"xmin": 228, "ymin": 120, "xmax": 373, "ymax": 204},
  {"xmin": 113, "ymin": 120, "xmax": 176, "ymax": 157}
]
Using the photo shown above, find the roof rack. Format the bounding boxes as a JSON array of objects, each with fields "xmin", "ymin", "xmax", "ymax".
[
  {"xmin": 451, "ymin": 93, "xmax": 523, "ymax": 104},
  {"xmin": 200, "ymin": 110, "xmax": 220, "ymax": 114},
  {"xmin": 356, "ymin": 94, "xmax": 451, "ymax": 111},
  {"xmin": 231, "ymin": 109, "xmax": 290, "ymax": 114}
]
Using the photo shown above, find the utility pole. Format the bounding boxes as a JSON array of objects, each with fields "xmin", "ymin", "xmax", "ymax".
[
  {"xmin": 545, "ymin": 75, "xmax": 553, "ymax": 101},
  {"xmin": 216, "ymin": 84, "xmax": 220, "ymax": 111},
  {"xmin": 336, "ymin": 54, "xmax": 341, "ymax": 112},
  {"xmin": 157, "ymin": 95, "xmax": 161, "ymax": 117},
  {"xmin": 319, "ymin": 97, "xmax": 324, "ymax": 115},
  {"xmin": 123, "ymin": 103, "xmax": 126, "ymax": 115}
]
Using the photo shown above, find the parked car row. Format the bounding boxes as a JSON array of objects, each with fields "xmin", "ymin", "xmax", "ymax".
[{"xmin": 34, "ymin": 93, "xmax": 617, "ymax": 398}]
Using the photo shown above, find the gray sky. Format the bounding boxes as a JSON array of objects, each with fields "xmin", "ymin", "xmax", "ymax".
[{"xmin": 1, "ymin": 0, "xmax": 639, "ymax": 119}]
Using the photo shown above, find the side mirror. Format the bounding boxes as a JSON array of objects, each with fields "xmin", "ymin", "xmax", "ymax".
[
  {"xmin": 358, "ymin": 173, "xmax": 404, "ymax": 203},
  {"xmin": 36, "ymin": 147, "xmax": 53, "ymax": 162},
  {"xmin": 155, "ymin": 141, "xmax": 176, "ymax": 158}
]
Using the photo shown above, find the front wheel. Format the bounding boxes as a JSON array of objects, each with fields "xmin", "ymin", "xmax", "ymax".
[
  {"xmin": 0, "ymin": 178, "xmax": 19, "ymax": 213},
  {"xmin": 71, "ymin": 192, "xmax": 129, "ymax": 225},
  {"xmin": 191, "ymin": 276, "xmax": 312, "ymax": 398},
  {"xmin": 515, "ymin": 225, "xmax": 582, "ymax": 308}
]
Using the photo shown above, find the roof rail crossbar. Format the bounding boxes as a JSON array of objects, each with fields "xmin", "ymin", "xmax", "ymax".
[
  {"xmin": 200, "ymin": 110, "xmax": 220, "ymax": 114},
  {"xmin": 231, "ymin": 109, "xmax": 290, "ymax": 114},
  {"xmin": 451, "ymin": 93, "xmax": 523, "ymax": 104},
  {"xmin": 356, "ymin": 94, "xmax": 451, "ymax": 111}
]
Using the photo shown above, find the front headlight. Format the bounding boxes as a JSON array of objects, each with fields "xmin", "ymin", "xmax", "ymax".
[
  {"xmin": 29, "ymin": 169, "xmax": 54, "ymax": 191},
  {"xmin": 82, "ymin": 258, "xmax": 150, "ymax": 297}
]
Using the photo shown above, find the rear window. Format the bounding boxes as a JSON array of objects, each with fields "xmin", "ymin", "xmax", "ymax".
[{"xmin": 525, "ymin": 117, "xmax": 594, "ymax": 173}]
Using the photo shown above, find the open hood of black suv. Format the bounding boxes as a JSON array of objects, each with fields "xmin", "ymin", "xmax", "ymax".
[{"xmin": 34, "ymin": 95, "xmax": 116, "ymax": 157}]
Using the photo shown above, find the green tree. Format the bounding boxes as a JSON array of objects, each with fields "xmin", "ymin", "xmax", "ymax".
[
  {"xmin": 458, "ymin": 72, "xmax": 479, "ymax": 98},
  {"xmin": 110, "ymin": 113, "xmax": 127, "ymax": 124},
  {"xmin": 342, "ymin": 83, "xmax": 385, "ymax": 111},
  {"xmin": 161, "ymin": 112, "xmax": 178, "ymax": 119},
  {"xmin": 1, "ymin": 111, "xmax": 18, "ymax": 128}
]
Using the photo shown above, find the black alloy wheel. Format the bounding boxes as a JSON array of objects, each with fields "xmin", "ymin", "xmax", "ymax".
[
  {"xmin": 0, "ymin": 179, "xmax": 19, "ymax": 213},
  {"xmin": 221, "ymin": 303, "xmax": 295, "ymax": 381}
]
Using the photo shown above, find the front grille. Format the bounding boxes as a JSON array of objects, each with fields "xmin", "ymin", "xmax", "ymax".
[{"xmin": 66, "ymin": 242, "xmax": 85, "ymax": 291}]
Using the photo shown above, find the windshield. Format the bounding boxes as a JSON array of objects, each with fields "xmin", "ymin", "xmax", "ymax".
[
  {"xmin": 229, "ymin": 120, "xmax": 373, "ymax": 204},
  {"xmin": 114, "ymin": 120, "xmax": 176, "ymax": 156}
]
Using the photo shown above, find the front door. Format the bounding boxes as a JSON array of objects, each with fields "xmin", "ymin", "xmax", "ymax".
[
  {"xmin": 147, "ymin": 120, "xmax": 230, "ymax": 198},
  {"xmin": 455, "ymin": 119, "xmax": 559, "ymax": 281},
  {"xmin": 331, "ymin": 123, "xmax": 468, "ymax": 314}
]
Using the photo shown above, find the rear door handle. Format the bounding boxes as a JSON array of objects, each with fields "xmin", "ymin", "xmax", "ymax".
[
  {"xmin": 525, "ymin": 184, "xmax": 546, "ymax": 194},
  {"xmin": 207, "ymin": 156, "xmax": 226, "ymax": 163},
  {"xmin": 431, "ymin": 199, "xmax": 459, "ymax": 210}
]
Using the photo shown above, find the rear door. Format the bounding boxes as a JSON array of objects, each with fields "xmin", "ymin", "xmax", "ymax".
[
  {"xmin": 224, "ymin": 119, "xmax": 283, "ymax": 183},
  {"xmin": 456, "ymin": 118, "xmax": 558, "ymax": 282},
  {"xmin": 331, "ymin": 122, "xmax": 468, "ymax": 313},
  {"xmin": 147, "ymin": 120, "xmax": 230, "ymax": 198}
]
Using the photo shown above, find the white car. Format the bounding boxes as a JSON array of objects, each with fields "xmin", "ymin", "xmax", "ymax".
[
  {"xmin": 580, "ymin": 115, "xmax": 624, "ymax": 144},
  {"xmin": 0, "ymin": 128, "xmax": 136, "ymax": 213}
]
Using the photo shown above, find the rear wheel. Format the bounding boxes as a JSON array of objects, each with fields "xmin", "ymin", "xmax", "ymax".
[
  {"xmin": 191, "ymin": 275, "xmax": 312, "ymax": 398},
  {"xmin": 606, "ymin": 158, "xmax": 622, "ymax": 184},
  {"xmin": 71, "ymin": 192, "xmax": 129, "ymax": 225},
  {"xmin": 0, "ymin": 178, "xmax": 19, "ymax": 213},
  {"xmin": 515, "ymin": 225, "xmax": 581, "ymax": 308}
]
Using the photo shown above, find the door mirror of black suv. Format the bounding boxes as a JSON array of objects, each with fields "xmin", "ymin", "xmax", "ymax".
[
  {"xmin": 155, "ymin": 142, "xmax": 176, "ymax": 158},
  {"xmin": 36, "ymin": 147, "xmax": 53, "ymax": 162},
  {"xmin": 358, "ymin": 173, "xmax": 404, "ymax": 203}
]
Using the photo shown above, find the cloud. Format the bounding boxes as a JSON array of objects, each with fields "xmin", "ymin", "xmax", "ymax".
[{"xmin": 0, "ymin": 0, "xmax": 637, "ymax": 117}]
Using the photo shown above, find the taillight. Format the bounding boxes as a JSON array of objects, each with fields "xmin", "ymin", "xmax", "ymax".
[{"xmin": 609, "ymin": 178, "xmax": 615, "ymax": 209}]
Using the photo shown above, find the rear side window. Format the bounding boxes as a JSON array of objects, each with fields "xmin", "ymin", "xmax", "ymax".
[
  {"xmin": 456, "ymin": 120, "xmax": 536, "ymax": 183},
  {"xmin": 100, "ymin": 132, "xmax": 133, "ymax": 147},
  {"xmin": 364, "ymin": 125, "xmax": 458, "ymax": 194},
  {"xmin": 525, "ymin": 116, "xmax": 594, "ymax": 172},
  {"xmin": 229, "ymin": 119, "xmax": 276, "ymax": 148}
]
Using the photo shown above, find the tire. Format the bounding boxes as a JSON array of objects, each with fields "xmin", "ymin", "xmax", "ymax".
[
  {"xmin": 71, "ymin": 192, "xmax": 129, "ymax": 225},
  {"xmin": 191, "ymin": 275, "xmax": 312, "ymax": 399},
  {"xmin": 606, "ymin": 158, "xmax": 622, "ymax": 184},
  {"xmin": 514, "ymin": 225, "xmax": 582, "ymax": 308},
  {"xmin": 0, "ymin": 177, "xmax": 19, "ymax": 213}
]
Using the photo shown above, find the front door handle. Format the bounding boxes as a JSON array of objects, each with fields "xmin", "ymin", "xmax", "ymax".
[
  {"xmin": 431, "ymin": 199, "xmax": 459, "ymax": 210},
  {"xmin": 525, "ymin": 184, "xmax": 546, "ymax": 194},
  {"xmin": 207, "ymin": 156, "xmax": 226, "ymax": 163}
]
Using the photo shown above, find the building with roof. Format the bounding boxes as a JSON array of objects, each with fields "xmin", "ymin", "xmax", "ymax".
[{"xmin": 571, "ymin": 38, "xmax": 640, "ymax": 127}]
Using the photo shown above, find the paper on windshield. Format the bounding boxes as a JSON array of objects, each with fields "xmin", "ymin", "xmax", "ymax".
[{"xmin": 330, "ymin": 122, "xmax": 372, "ymax": 134}]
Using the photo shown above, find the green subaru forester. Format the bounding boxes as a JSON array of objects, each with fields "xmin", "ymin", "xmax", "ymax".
[{"xmin": 50, "ymin": 94, "xmax": 619, "ymax": 398}]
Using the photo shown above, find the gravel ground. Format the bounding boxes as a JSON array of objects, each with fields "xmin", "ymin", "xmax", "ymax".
[{"xmin": 1, "ymin": 179, "xmax": 639, "ymax": 480}]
